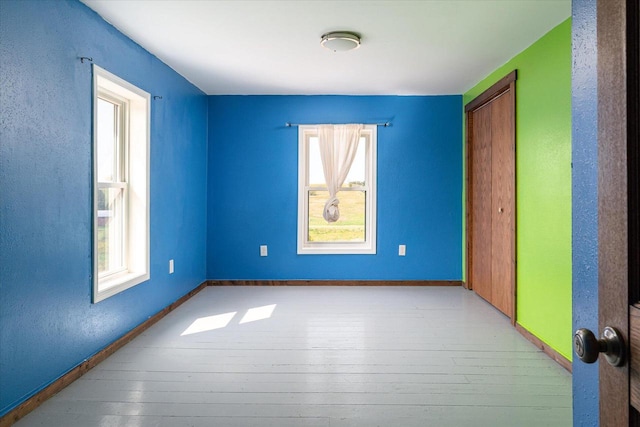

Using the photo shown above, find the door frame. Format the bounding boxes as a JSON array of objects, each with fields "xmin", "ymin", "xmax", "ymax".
[{"xmin": 465, "ymin": 70, "xmax": 517, "ymax": 323}]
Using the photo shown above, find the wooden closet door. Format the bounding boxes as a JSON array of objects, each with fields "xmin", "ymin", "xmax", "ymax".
[
  {"xmin": 466, "ymin": 71, "xmax": 516, "ymax": 321},
  {"xmin": 470, "ymin": 104, "xmax": 493, "ymax": 304},
  {"xmin": 490, "ymin": 91, "xmax": 515, "ymax": 317}
]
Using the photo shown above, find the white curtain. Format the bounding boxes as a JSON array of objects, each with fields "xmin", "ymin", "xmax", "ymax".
[{"xmin": 317, "ymin": 124, "xmax": 363, "ymax": 223}]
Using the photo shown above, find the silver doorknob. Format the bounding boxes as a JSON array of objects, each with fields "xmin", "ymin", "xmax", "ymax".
[{"xmin": 573, "ymin": 327, "xmax": 625, "ymax": 367}]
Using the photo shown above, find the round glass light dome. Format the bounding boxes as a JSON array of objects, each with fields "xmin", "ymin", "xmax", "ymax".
[{"xmin": 320, "ymin": 32, "xmax": 361, "ymax": 52}]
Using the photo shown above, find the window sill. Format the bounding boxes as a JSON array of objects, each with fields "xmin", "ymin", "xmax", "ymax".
[
  {"xmin": 94, "ymin": 271, "xmax": 150, "ymax": 303},
  {"xmin": 297, "ymin": 243, "xmax": 376, "ymax": 255}
]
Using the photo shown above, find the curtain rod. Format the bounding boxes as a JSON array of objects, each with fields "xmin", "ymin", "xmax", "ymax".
[{"xmin": 285, "ymin": 122, "xmax": 391, "ymax": 127}]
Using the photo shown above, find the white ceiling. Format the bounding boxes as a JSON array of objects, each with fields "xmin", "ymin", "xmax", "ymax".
[{"xmin": 81, "ymin": 0, "xmax": 571, "ymax": 95}]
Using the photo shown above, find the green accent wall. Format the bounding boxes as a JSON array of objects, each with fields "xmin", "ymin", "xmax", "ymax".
[{"xmin": 463, "ymin": 19, "xmax": 572, "ymax": 359}]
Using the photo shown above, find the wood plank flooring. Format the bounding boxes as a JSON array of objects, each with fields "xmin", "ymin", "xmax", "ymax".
[{"xmin": 14, "ymin": 286, "xmax": 572, "ymax": 426}]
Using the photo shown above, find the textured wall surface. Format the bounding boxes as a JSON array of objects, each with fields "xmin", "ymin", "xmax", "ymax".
[
  {"xmin": 0, "ymin": 0, "xmax": 208, "ymax": 415},
  {"xmin": 207, "ymin": 95, "xmax": 462, "ymax": 280},
  {"xmin": 571, "ymin": 0, "xmax": 599, "ymax": 425},
  {"xmin": 463, "ymin": 19, "xmax": 573, "ymax": 359}
]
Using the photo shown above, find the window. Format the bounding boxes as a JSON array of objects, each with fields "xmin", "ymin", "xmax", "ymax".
[
  {"xmin": 297, "ymin": 125, "xmax": 377, "ymax": 254},
  {"xmin": 93, "ymin": 65, "xmax": 150, "ymax": 302}
]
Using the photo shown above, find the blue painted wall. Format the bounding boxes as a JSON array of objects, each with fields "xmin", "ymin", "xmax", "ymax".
[
  {"xmin": 0, "ymin": 0, "xmax": 208, "ymax": 416},
  {"xmin": 571, "ymin": 0, "xmax": 599, "ymax": 425},
  {"xmin": 207, "ymin": 96, "xmax": 462, "ymax": 280}
]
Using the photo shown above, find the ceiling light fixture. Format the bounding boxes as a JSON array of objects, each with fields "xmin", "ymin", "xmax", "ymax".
[{"xmin": 320, "ymin": 31, "xmax": 361, "ymax": 52}]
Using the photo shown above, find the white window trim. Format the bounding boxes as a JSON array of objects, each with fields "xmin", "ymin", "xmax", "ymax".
[
  {"xmin": 92, "ymin": 65, "xmax": 150, "ymax": 303},
  {"xmin": 297, "ymin": 125, "xmax": 377, "ymax": 255}
]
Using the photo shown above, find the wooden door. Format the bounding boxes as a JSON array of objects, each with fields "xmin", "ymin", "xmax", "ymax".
[
  {"xmin": 466, "ymin": 71, "xmax": 516, "ymax": 320},
  {"xmin": 490, "ymin": 91, "xmax": 516, "ymax": 316},
  {"xmin": 469, "ymin": 103, "xmax": 493, "ymax": 302},
  {"xmin": 594, "ymin": 0, "xmax": 639, "ymax": 425}
]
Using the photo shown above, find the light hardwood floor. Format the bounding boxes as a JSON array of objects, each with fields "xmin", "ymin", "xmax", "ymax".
[{"xmin": 15, "ymin": 286, "xmax": 572, "ymax": 426}]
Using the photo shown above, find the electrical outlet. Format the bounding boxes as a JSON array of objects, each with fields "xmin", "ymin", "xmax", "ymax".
[
  {"xmin": 260, "ymin": 245, "xmax": 268, "ymax": 257},
  {"xmin": 169, "ymin": 259, "xmax": 174, "ymax": 274},
  {"xmin": 399, "ymin": 245, "xmax": 406, "ymax": 256}
]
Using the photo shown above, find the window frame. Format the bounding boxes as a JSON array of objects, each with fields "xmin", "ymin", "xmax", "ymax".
[
  {"xmin": 92, "ymin": 65, "xmax": 150, "ymax": 303},
  {"xmin": 297, "ymin": 124, "xmax": 377, "ymax": 255}
]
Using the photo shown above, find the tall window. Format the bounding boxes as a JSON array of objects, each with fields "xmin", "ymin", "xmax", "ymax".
[
  {"xmin": 93, "ymin": 65, "xmax": 150, "ymax": 302},
  {"xmin": 297, "ymin": 125, "xmax": 377, "ymax": 254}
]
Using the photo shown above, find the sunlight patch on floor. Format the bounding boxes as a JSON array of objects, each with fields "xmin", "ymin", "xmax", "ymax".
[
  {"xmin": 181, "ymin": 304, "xmax": 277, "ymax": 335},
  {"xmin": 180, "ymin": 312, "xmax": 237, "ymax": 335},
  {"xmin": 240, "ymin": 304, "xmax": 277, "ymax": 324}
]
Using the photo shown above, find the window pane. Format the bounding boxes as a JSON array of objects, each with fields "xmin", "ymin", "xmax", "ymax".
[
  {"xmin": 97, "ymin": 187, "xmax": 125, "ymax": 276},
  {"xmin": 97, "ymin": 98, "xmax": 117, "ymax": 182},
  {"xmin": 308, "ymin": 190, "xmax": 365, "ymax": 242},
  {"xmin": 309, "ymin": 136, "xmax": 365, "ymax": 187}
]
